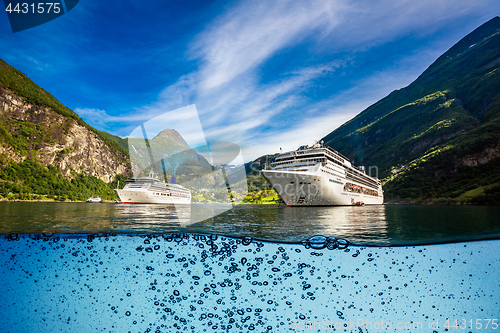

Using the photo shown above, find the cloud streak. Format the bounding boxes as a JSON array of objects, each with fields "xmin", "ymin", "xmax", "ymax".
[
  {"xmin": 190, "ymin": 1, "xmax": 338, "ymax": 90},
  {"xmin": 72, "ymin": 0, "xmax": 499, "ymax": 162}
]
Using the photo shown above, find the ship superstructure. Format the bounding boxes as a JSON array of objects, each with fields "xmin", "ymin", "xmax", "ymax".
[
  {"xmin": 261, "ymin": 142, "xmax": 383, "ymax": 205},
  {"xmin": 115, "ymin": 175, "xmax": 191, "ymax": 204}
]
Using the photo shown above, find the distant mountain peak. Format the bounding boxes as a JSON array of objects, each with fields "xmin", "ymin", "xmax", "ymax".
[
  {"xmin": 151, "ymin": 128, "xmax": 188, "ymax": 148},
  {"xmin": 154, "ymin": 128, "xmax": 182, "ymax": 140}
]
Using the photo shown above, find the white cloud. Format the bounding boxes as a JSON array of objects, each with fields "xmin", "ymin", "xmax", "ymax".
[
  {"xmin": 189, "ymin": 0, "xmax": 338, "ymax": 90},
  {"xmin": 76, "ymin": 0, "xmax": 500, "ymax": 162}
]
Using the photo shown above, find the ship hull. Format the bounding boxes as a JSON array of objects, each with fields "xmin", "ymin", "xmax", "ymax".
[
  {"xmin": 261, "ymin": 170, "xmax": 383, "ymax": 206},
  {"xmin": 115, "ymin": 189, "xmax": 191, "ymax": 204}
]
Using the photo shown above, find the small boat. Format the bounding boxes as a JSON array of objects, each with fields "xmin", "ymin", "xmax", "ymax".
[{"xmin": 86, "ymin": 197, "xmax": 102, "ymax": 203}]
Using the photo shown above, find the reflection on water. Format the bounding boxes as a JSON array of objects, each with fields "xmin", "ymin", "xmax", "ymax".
[
  {"xmin": 280, "ymin": 205, "xmax": 388, "ymax": 244},
  {"xmin": 1, "ymin": 202, "xmax": 500, "ymax": 245},
  {"xmin": 113, "ymin": 203, "xmax": 233, "ymax": 227},
  {"xmin": 192, "ymin": 205, "xmax": 389, "ymax": 245}
]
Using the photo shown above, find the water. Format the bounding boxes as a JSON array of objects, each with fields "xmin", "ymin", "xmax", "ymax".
[
  {"xmin": 1, "ymin": 202, "xmax": 500, "ymax": 245},
  {"xmin": 1, "ymin": 203, "xmax": 499, "ymax": 332}
]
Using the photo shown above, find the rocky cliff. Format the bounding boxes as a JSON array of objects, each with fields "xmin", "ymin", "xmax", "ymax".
[{"xmin": 0, "ymin": 59, "xmax": 131, "ymax": 183}]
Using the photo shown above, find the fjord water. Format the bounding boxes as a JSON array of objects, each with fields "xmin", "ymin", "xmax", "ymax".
[
  {"xmin": 1, "ymin": 202, "xmax": 500, "ymax": 245},
  {"xmin": 1, "ymin": 203, "xmax": 499, "ymax": 332}
]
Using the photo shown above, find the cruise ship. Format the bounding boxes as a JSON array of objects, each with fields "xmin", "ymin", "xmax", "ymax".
[
  {"xmin": 115, "ymin": 174, "xmax": 191, "ymax": 204},
  {"xmin": 261, "ymin": 142, "xmax": 383, "ymax": 206}
]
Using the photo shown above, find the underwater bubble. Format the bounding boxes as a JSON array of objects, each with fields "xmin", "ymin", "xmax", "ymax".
[
  {"xmin": 337, "ymin": 238, "xmax": 349, "ymax": 249},
  {"xmin": 7, "ymin": 234, "xmax": 19, "ymax": 241},
  {"xmin": 1, "ymin": 233, "xmax": 498, "ymax": 332},
  {"xmin": 326, "ymin": 241, "xmax": 338, "ymax": 250},
  {"xmin": 241, "ymin": 237, "xmax": 252, "ymax": 246},
  {"xmin": 307, "ymin": 235, "xmax": 327, "ymax": 250}
]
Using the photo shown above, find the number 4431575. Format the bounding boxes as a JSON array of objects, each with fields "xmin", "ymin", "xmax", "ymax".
[
  {"xmin": 444, "ymin": 319, "xmax": 498, "ymax": 330},
  {"xmin": 5, "ymin": 2, "xmax": 61, "ymax": 14}
]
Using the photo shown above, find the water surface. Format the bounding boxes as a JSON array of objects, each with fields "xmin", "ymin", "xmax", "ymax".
[
  {"xmin": 1, "ymin": 202, "xmax": 500, "ymax": 332},
  {"xmin": 1, "ymin": 202, "xmax": 500, "ymax": 245}
]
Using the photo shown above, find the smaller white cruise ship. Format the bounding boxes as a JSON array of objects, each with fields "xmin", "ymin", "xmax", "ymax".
[
  {"xmin": 261, "ymin": 142, "xmax": 383, "ymax": 206},
  {"xmin": 115, "ymin": 174, "xmax": 191, "ymax": 204}
]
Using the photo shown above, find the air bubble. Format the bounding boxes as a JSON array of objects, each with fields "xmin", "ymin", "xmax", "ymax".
[
  {"xmin": 242, "ymin": 237, "xmax": 252, "ymax": 246},
  {"xmin": 337, "ymin": 238, "xmax": 349, "ymax": 249},
  {"xmin": 308, "ymin": 235, "xmax": 327, "ymax": 249}
]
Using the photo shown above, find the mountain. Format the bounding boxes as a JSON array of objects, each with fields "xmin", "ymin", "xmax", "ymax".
[
  {"xmin": 0, "ymin": 58, "xmax": 228, "ymax": 201},
  {"xmin": 98, "ymin": 130, "xmax": 129, "ymax": 153},
  {"xmin": 322, "ymin": 17, "xmax": 500, "ymax": 203},
  {"xmin": 0, "ymin": 59, "xmax": 131, "ymax": 182},
  {"xmin": 0, "ymin": 58, "xmax": 133, "ymax": 200},
  {"xmin": 127, "ymin": 128, "xmax": 212, "ymax": 180},
  {"xmin": 223, "ymin": 153, "xmax": 283, "ymax": 204}
]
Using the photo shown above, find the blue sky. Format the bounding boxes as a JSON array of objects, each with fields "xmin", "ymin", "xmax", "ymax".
[{"xmin": 1, "ymin": 0, "xmax": 499, "ymax": 161}]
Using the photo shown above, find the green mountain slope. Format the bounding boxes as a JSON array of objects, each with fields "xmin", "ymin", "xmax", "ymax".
[
  {"xmin": 0, "ymin": 59, "xmax": 129, "ymax": 158},
  {"xmin": 322, "ymin": 17, "xmax": 500, "ymax": 203},
  {"xmin": 98, "ymin": 130, "xmax": 129, "ymax": 155},
  {"xmin": 0, "ymin": 59, "xmax": 132, "ymax": 200},
  {"xmin": 225, "ymin": 153, "xmax": 283, "ymax": 204}
]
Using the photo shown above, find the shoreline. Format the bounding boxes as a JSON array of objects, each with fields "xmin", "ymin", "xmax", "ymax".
[
  {"xmin": 0, "ymin": 199, "xmax": 283, "ymax": 205},
  {"xmin": 0, "ymin": 198, "xmax": 117, "ymax": 203},
  {"xmin": 1, "ymin": 199, "xmax": 498, "ymax": 206}
]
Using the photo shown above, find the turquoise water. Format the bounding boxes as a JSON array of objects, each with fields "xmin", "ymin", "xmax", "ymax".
[{"xmin": 0, "ymin": 234, "xmax": 498, "ymax": 332}]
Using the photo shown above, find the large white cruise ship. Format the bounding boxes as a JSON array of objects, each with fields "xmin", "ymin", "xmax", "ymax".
[
  {"xmin": 261, "ymin": 142, "xmax": 383, "ymax": 206},
  {"xmin": 115, "ymin": 175, "xmax": 191, "ymax": 204}
]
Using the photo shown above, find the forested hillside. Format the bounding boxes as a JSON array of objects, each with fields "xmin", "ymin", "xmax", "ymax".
[{"xmin": 322, "ymin": 17, "xmax": 500, "ymax": 204}]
